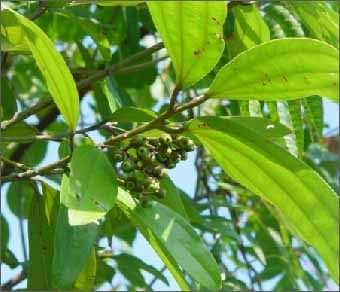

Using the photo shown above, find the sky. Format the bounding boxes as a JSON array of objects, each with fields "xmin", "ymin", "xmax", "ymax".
[{"xmin": 1, "ymin": 99, "xmax": 339, "ymax": 290}]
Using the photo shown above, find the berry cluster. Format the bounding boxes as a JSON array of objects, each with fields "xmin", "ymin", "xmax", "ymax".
[{"xmin": 112, "ymin": 134, "xmax": 195, "ymax": 206}]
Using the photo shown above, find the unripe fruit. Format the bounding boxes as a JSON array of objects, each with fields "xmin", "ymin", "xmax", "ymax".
[
  {"xmin": 126, "ymin": 180, "xmax": 136, "ymax": 191},
  {"xmin": 180, "ymin": 151, "xmax": 187, "ymax": 161},
  {"xmin": 160, "ymin": 134, "xmax": 172, "ymax": 145},
  {"xmin": 130, "ymin": 135, "xmax": 145, "ymax": 146},
  {"xmin": 137, "ymin": 145, "xmax": 149, "ymax": 158},
  {"xmin": 167, "ymin": 162, "xmax": 176, "ymax": 169},
  {"xmin": 112, "ymin": 150, "xmax": 124, "ymax": 162},
  {"xmin": 122, "ymin": 159, "xmax": 134, "ymax": 172},
  {"xmin": 156, "ymin": 153, "xmax": 168, "ymax": 163},
  {"xmin": 171, "ymin": 153, "xmax": 181, "ymax": 163},
  {"xmin": 154, "ymin": 189, "xmax": 165, "ymax": 199},
  {"xmin": 185, "ymin": 140, "xmax": 195, "ymax": 152},
  {"xmin": 177, "ymin": 136, "xmax": 189, "ymax": 148}
]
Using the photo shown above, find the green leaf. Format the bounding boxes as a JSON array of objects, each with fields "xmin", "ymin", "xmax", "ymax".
[
  {"xmin": 72, "ymin": 0, "xmax": 142, "ymax": 5},
  {"xmin": 304, "ymin": 95, "xmax": 323, "ymax": 141},
  {"xmin": 158, "ymin": 176, "xmax": 189, "ymax": 220},
  {"xmin": 111, "ymin": 106, "xmax": 157, "ymax": 123},
  {"xmin": 187, "ymin": 116, "xmax": 339, "ymax": 281},
  {"xmin": 114, "ymin": 253, "xmax": 168, "ymax": 287},
  {"xmin": 0, "ymin": 12, "xmax": 29, "ymax": 52},
  {"xmin": 0, "ymin": 9, "xmax": 79, "ymax": 129},
  {"xmin": 228, "ymin": 3, "xmax": 270, "ymax": 58},
  {"xmin": 58, "ymin": 12, "xmax": 111, "ymax": 61},
  {"xmin": 208, "ymin": 38, "xmax": 339, "ymax": 102},
  {"xmin": 117, "ymin": 188, "xmax": 221, "ymax": 290},
  {"xmin": 74, "ymin": 248, "xmax": 97, "ymax": 290},
  {"xmin": 148, "ymin": 1, "xmax": 227, "ymax": 88},
  {"xmin": 52, "ymin": 205, "xmax": 98, "ymax": 289},
  {"xmin": 288, "ymin": 1, "xmax": 339, "ymax": 48},
  {"xmin": 0, "ymin": 77, "xmax": 17, "ymax": 120},
  {"xmin": 7, "ymin": 181, "xmax": 35, "ymax": 219},
  {"xmin": 61, "ymin": 144, "xmax": 118, "ymax": 225},
  {"xmin": 28, "ymin": 183, "xmax": 59, "ymax": 290},
  {"xmin": 287, "ymin": 100, "xmax": 304, "ymax": 157}
]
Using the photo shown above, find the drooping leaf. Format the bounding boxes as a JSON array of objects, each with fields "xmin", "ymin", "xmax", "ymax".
[
  {"xmin": 52, "ymin": 205, "xmax": 98, "ymax": 289},
  {"xmin": 288, "ymin": 1, "xmax": 339, "ymax": 48},
  {"xmin": 0, "ymin": 77, "xmax": 17, "ymax": 120},
  {"xmin": 117, "ymin": 188, "xmax": 221, "ymax": 290},
  {"xmin": 148, "ymin": 1, "xmax": 227, "ymax": 88},
  {"xmin": 114, "ymin": 253, "xmax": 168, "ymax": 287},
  {"xmin": 111, "ymin": 106, "xmax": 157, "ymax": 123},
  {"xmin": 187, "ymin": 116, "xmax": 339, "ymax": 281},
  {"xmin": 0, "ymin": 9, "xmax": 79, "ymax": 129},
  {"xmin": 57, "ymin": 12, "xmax": 111, "ymax": 61},
  {"xmin": 61, "ymin": 144, "xmax": 118, "ymax": 225},
  {"xmin": 28, "ymin": 183, "xmax": 59, "ymax": 290},
  {"xmin": 304, "ymin": 95, "xmax": 323, "ymax": 141},
  {"xmin": 7, "ymin": 181, "xmax": 35, "ymax": 219},
  {"xmin": 158, "ymin": 176, "xmax": 189, "ymax": 219},
  {"xmin": 228, "ymin": 3, "xmax": 270, "ymax": 58},
  {"xmin": 287, "ymin": 100, "xmax": 304, "ymax": 157},
  {"xmin": 74, "ymin": 248, "xmax": 97, "ymax": 290},
  {"xmin": 208, "ymin": 38, "xmax": 339, "ymax": 102}
]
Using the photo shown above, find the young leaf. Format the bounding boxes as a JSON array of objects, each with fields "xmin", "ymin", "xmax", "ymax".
[
  {"xmin": 208, "ymin": 38, "xmax": 339, "ymax": 102},
  {"xmin": 0, "ymin": 9, "xmax": 79, "ymax": 129},
  {"xmin": 148, "ymin": 1, "xmax": 226, "ymax": 88},
  {"xmin": 61, "ymin": 144, "xmax": 118, "ymax": 225},
  {"xmin": 111, "ymin": 106, "xmax": 157, "ymax": 123},
  {"xmin": 187, "ymin": 116, "xmax": 339, "ymax": 281},
  {"xmin": 117, "ymin": 188, "xmax": 221, "ymax": 290},
  {"xmin": 52, "ymin": 205, "xmax": 98, "ymax": 289}
]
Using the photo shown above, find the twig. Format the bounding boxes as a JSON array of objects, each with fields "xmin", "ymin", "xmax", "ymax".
[
  {"xmin": 1, "ymin": 156, "xmax": 70, "ymax": 182},
  {"xmin": 149, "ymin": 266, "xmax": 167, "ymax": 288},
  {"xmin": 103, "ymin": 94, "xmax": 209, "ymax": 146},
  {"xmin": 29, "ymin": 1, "xmax": 48, "ymax": 20},
  {"xmin": 1, "ymin": 270, "xmax": 27, "ymax": 290},
  {"xmin": 1, "ymin": 43, "xmax": 164, "ymax": 131},
  {"xmin": 0, "ymin": 155, "xmax": 30, "ymax": 171}
]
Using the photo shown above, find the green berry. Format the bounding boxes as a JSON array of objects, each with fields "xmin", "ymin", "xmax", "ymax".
[
  {"xmin": 137, "ymin": 146, "xmax": 150, "ymax": 159},
  {"xmin": 180, "ymin": 151, "xmax": 188, "ymax": 161},
  {"xmin": 171, "ymin": 152, "xmax": 181, "ymax": 163},
  {"xmin": 122, "ymin": 159, "xmax": 134, "ymax": 172},
  {"xmin": 160, "ymin": 134, "xmax": 172, "ymax": 145},
  {"xmin": 177, "ymin": 136, "xmax": 190, "ymax": 148},
  {"xmin": 185, "ymin": 140, "xmax": 195, "ymax": 152},
  {"xmin": 112, "ymin": 150, "xmax": 124, "ymax": 162},
  {"xmin": 167, "ymin": 162, "xmax": 176, "ymax": 169},
  {"xmin": 153, "ymin": 166, "xmax": 165, "ymax": 178},
  {"xmin": 126, "ymin": 180, "xmax": 136, "ymax": 191},
  {"xmin": 156, "ymin": 153, "xmax": 168, "ymax": 163},
  {"xmin": 130, "ymin": 135, "xmax": 145, "ymax": 146},
  {"xmin": 154, "ymin": 189, "xmax": 165, "ymax": 199}
]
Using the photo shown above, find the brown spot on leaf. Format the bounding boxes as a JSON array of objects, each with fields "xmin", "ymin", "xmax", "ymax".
[
  {"xmin": 194, "ymin": 50, "xmax": 201, "ymax": 56},
  {"xmin": 198, "ymin": 123, "xmax": 207, "ymax": 128},
  {"xmin": 332, "ymin": 81, "xmax": 337, "ymax": 87},
  {"xmin": 282, "ymin": 76, "xmax": 288, "ymax": 83}
]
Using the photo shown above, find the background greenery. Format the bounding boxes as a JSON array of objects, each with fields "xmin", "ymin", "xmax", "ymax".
[{"xmin": 0, "ymin": 0, "xmax": 339, "ymax": 291}]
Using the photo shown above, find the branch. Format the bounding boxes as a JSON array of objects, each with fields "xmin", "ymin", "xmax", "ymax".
[
  {"xmin": 1, "ymin": 270, "xmax": 26, "ymax": 290},
  {"xmin": 1, "ymin": 42, "xmax": 164, "ymax": 131},
  {"xmin": 29, "ymin": 1, "xmax": 48, "ymax": 20},
  {"xmin": 1, "ymin": 156, "xmax": 70, "ymax": 183},
  {"xmin": 103, "ymin": 94, "xmax": 209, "ymax": 146}
]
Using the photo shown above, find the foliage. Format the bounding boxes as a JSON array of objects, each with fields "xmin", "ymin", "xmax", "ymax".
[{"xmin": 0, "ymin": 1, "xmax": 338, "ymax": 291}]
